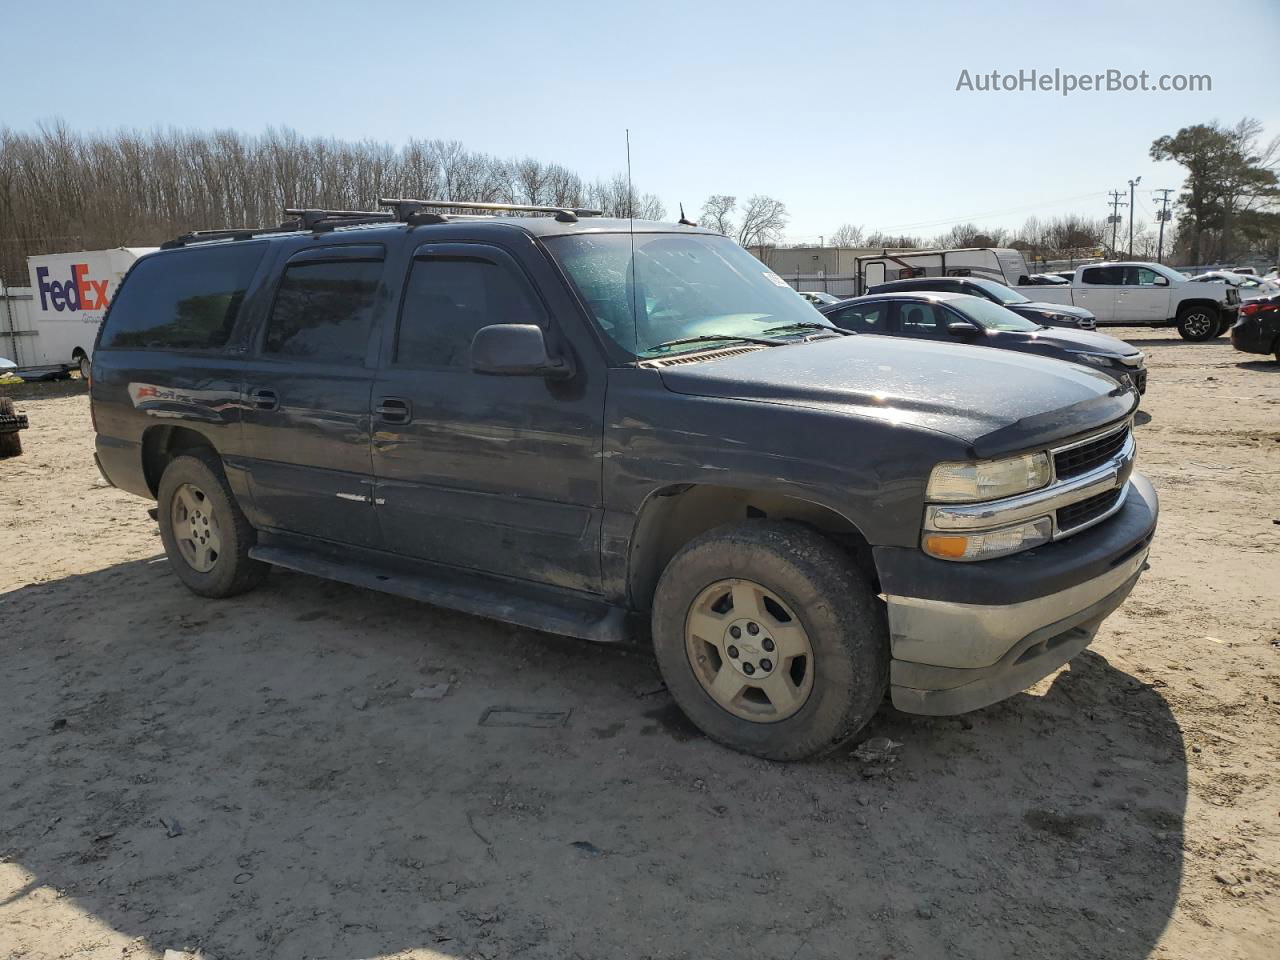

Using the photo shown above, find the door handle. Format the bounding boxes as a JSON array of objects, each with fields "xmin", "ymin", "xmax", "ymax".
[
  {"xmin": 249, "ymin": 388, "xmax": 278, "ymax": 411},
  {"xmin": 375, "ymin": 397, "xmax": 412, "ymax": 424}
]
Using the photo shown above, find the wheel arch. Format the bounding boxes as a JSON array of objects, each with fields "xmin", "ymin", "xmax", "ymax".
[
  {"xmin": 626, "ymin": 483, "xmax": 876, "ymax": 612},
  {"xmin": 141, "ymin": 424, "xmax": 219, "ymax": 496},
  {"xmin": 1176, "ymin": 297, "xmax": 1223, "ymax": 317}
]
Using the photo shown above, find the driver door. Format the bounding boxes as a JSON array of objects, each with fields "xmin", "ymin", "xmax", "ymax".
[
  {"xmin": 1115, "ymin": 266, "xmax": 1171, "ymax": 324},
  {"xmin": 369, "ymin": 241, "xmax": 606, "ymax": 593}
]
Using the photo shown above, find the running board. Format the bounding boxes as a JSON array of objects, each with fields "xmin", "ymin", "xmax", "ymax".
[{"xmin": 248, "ymin": 544, "xmax": 632, "ymax": 644}]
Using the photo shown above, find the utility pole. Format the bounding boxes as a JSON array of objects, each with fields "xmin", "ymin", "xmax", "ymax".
[
  {"xmin": 1107, "ymin": 190, "xmax": 1127, "ymax": 257},
  {"xmin": 1153, "ymin": 188, "xmax": 1174, "ymax": 264},
  {"xmin": 1128, "ymin": 176, "xmax": 1142, "ymax": 258}
]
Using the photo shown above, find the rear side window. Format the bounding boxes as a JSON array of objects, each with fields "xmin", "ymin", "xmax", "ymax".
[
  {"xmin": 264, "ymin": 260, "xmax": 383, "ymax": 364},
  {"xmin": 1081, "ymin": 266, "xmax": 1123, "ymax": 285},
  {"xmin": 396, "ymin": 255, "xmax": 545, "ymax": 368},
  {"xmin": 102, "ymin": 243, "xmax": 265, "ymax": 350}
]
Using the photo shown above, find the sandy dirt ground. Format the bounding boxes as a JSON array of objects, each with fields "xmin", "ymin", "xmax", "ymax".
[{"xmin": 1, "ymin": 329, "xmax": 1277, "ymax": 960}]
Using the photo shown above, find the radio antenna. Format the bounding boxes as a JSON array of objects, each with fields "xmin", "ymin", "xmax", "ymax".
[{"xmin": 626, "ymin": 128, "xmax": 639, "ymax": 357}]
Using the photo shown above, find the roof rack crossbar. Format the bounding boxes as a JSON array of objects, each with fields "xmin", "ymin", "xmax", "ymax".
[
  {"xmin": 378, "ymin": 197, "xmax": 603, "ymax": 223},
  {"xmin": 282, "ymin": 208, "xmax": 396, "ymax": 231}
]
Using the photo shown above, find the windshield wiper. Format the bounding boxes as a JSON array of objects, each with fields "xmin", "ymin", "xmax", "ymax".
[
  {"xmin": 762, "ymin": 321, "xmax": 850, "ymax": 336},
  {"xmin": 644, "ymin": 333, "xmax": 781, "ymax": 354}
]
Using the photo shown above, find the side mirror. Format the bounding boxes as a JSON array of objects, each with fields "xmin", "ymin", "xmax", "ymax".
[
  {"xmin": 471, "ymin": 324, "xmax": 571, "ymax": 378},
  {"xmin": 947, "ymin": 321, "xmax": 979, "ymax": 337},
  {"xmin": 1153, "ymin": 275, "xmax": 1169, "ymax": 287}
]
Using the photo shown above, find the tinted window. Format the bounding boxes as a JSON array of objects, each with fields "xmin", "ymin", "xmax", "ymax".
[
  {"xmin": 828, "ymin": 303, "xmax": 886, "ymax": 332},
  {"xmin": 264, "ymin": 259, "xmax": 382, "ymax": 364},
  {"xmin": 1081, "ymin": 266, "xmax": 1123, "ymax": 284},
  {"xmin": 102, "ymin": 243, "xmax": 265, "ymax": 350},
  {"xmin": 397, "ymin": 255, "xmax": 544, "ymax": 368}
]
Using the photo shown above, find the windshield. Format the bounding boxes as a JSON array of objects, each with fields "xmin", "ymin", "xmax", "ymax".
[
  {"xmin": 545, "ymin": 233, "xmax": 833, "ymax": 357},
  {"xmin": 948, "ymin": 295, "xmax": 1043, "ymax": 332},
  {"xmin": 968, "ymin": 277, "xmax": 1031, "ymax": 305}
]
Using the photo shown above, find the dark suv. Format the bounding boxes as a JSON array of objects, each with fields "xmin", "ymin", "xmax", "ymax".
[{"xmin": 90, "ymin": 200, "xmax": 1158, "ymax": 761}]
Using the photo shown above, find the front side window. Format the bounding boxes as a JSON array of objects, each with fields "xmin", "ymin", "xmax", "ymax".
[
  {"xmin": 102, "ymin": 243, "xmax": 266, "ymax": 350},
  {"xmin": 396, "ymin": 255, "xmax": 545, "ymax": 368},
  {"xmin": 546, "ymin": 232, "xmax": 828, "ymax": 357},
  {"xmin": 1122, "ymin": 266, "xmax": 1162, "ymax": 286},
  {"xmin": 264, "ymin": 259, "xmax": 383, "ymax": 364},
  {"xmin": 895, "ymin": 301, "xmax": 953, "ymax": 337}
]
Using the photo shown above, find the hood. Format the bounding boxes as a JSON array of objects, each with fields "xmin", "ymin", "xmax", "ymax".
[
  {"xmin": 1014, "ymin": 327, "xmax": 1141, "ymax": 357},
  {"xmin": 656, "ymin": 335, "xmax": 1136, "ymax": 457},
  {"xmin": 1014, "ymin": 301, "xmax": 1094, "ymax": 319}
]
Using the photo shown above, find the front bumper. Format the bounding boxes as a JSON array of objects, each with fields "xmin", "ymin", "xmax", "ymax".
[{"xmin": 877, "ymin": 472, "xmax": 1157, "ymax": 715}]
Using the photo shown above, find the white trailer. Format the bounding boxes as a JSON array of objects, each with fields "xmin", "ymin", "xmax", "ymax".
[
  {"xmin": 855, "ymin": 247, "xmax": 1034, "ymax": 293},
  {"xmin": 0, "ymin": 248, "xmax": 154, "ymax": 379}
]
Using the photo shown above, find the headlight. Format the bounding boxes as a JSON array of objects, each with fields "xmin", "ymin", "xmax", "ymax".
[
  {"xmin": 1072, "ymin": 352, "xmax": 1117, "ymax": 368},
  {"xmin": 926, "ymin": 451, "xmax": 1051, "ymax": 503},
  {"xmin": 923, "ymin": 517, "xmax": 1053, "ymax": 561}
]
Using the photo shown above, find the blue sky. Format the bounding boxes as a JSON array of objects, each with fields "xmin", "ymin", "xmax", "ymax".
[{"xmin": 5, "ymin": 0, "xmax": 1278, "ymax": 241}]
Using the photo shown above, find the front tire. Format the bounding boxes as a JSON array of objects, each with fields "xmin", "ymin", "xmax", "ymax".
[
  {"xmin": 1176, "ymin": 306, "xmax": 1219, "ymax": 341},
  {"xmin": 157, "ymin": 451, "xmax": 268, "ymax": 598},
  {"xmin": 651, "ymin": 521, "xmax": 888, "ymax": 761},
  {"xmin": 77, "ymin": 353, "xmax": 91, "ymax": 379}
]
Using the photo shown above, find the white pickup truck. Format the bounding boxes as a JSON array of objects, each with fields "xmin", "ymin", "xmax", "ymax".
[{"xmin": 1015, "ymin": 261, "xmax": 1239, "ymax": 342}]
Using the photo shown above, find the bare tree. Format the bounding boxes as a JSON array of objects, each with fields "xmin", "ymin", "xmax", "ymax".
[
  {"xmin": 699, "ymin": 195, "xmax": 736, "ymax": 235},
  {"xmin": 829, "ymin": 223, "xmax": 864, "ymax": 247},
  {"xmin": 0, "ymin": 125, "xmax": 661, "ymax": 279},
  {"xmin": 736, "ymin": 195, "xmax": 788, "ymax": 249}
]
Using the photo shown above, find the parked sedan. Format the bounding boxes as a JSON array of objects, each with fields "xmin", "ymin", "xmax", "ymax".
[
  {"xmin": 865, "ymin": 276, "xmax": 1097, "ymax": 330},
  {"xmin": 797, "ymin": 290, "xmax": 842, "ymax": 307},
  {"xmin": 819, "ymin": 291, "xmax": 1147, "ymax": 393},
  {"xmin": 1230, "ymin": 295, "xmax": 1280, "ymax": 362}
]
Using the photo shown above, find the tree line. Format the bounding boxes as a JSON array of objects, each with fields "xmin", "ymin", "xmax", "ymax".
[{"xmin": 0, "ymin": 123, "xmax": 665, "ymax": 280}]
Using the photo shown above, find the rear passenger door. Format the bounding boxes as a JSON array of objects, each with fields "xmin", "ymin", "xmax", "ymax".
[
  {"xmin": 1075, "ymin": 266, "xmax": 1121, "ymax": 322},
  {"xmin": 238, "ymin": 244, "xmax": 386, "ymax": 549},
  {"xmin": 370, "ymin": 240, "xmax": 606, "ymax": 593}
]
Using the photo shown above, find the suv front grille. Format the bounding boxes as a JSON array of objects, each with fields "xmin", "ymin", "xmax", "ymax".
[
  {"xmin": 1054, "ymin": 425, "xmax": 1129, "ymax": 480},
  {"xmin": 1056, "ymin": 487, "xmax": 1124, "ymax": 532}
]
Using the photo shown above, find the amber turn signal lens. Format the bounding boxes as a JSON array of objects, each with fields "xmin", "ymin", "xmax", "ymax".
[{"xmin": 922, "ymin": 535, "xmax": 969, "ymax": 559}]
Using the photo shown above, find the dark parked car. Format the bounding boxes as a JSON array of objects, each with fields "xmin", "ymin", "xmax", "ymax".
[
  {"xmin": 90, "ymin": 201, "xmax": 1157, "ymax": 761},
  {"xmin": 1230, "ymin": 295, "xmax": 1280, "ymax": 362},
  {"xmin": 820, "ymin": 291, "xmax": 1147, "ymax": 393},
  {"xmin": 865, "ymin": 275, "xmax": 1097, "ymax": 330}
]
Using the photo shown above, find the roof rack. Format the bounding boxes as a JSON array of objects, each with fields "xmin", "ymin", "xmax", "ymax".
[
  {"xmin": 378, "ymin": 197, "xmax": 603, "ymax": 224},
  {"xmin": 282, "ymin": 208, "xmax": 396, "ymax": 231},
  {"xmin": 161, "ymin": 197, "xmax": 608, "ymax": 249}
]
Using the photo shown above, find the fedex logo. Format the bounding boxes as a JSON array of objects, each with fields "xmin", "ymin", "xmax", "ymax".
[{"xmin": 36, "ymin": 263, "xmax": 111, "ymax": 313}]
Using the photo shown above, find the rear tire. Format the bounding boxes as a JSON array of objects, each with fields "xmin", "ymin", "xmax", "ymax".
[
  {"xmin": 0, "ymin": 398, "xmax": 22, "ymax": 458},
  {"xmin": 77, "ymin": 353, "xmax": 91, "ymax": 379},
  {"xmin": 1176, "ymin": 306, "xmax": 1219, "ymax": 341},
  {"xmin": 651, "ymin": 520, "xmax": 888, "ymax": 761},
  {"xmin": 157, "ymin": 450, "xmax": 268, "ymax": 598}
]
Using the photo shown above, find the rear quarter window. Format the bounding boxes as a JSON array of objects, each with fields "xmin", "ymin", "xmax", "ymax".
[{"xmin": 101, "ymin": 243, "xmax": 267, "ymax": 350}]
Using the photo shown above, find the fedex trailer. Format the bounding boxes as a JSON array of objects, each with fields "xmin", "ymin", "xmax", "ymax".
[{"xmin": 0, "ymin": 248, "xmax": 154, "ymax": 379}]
